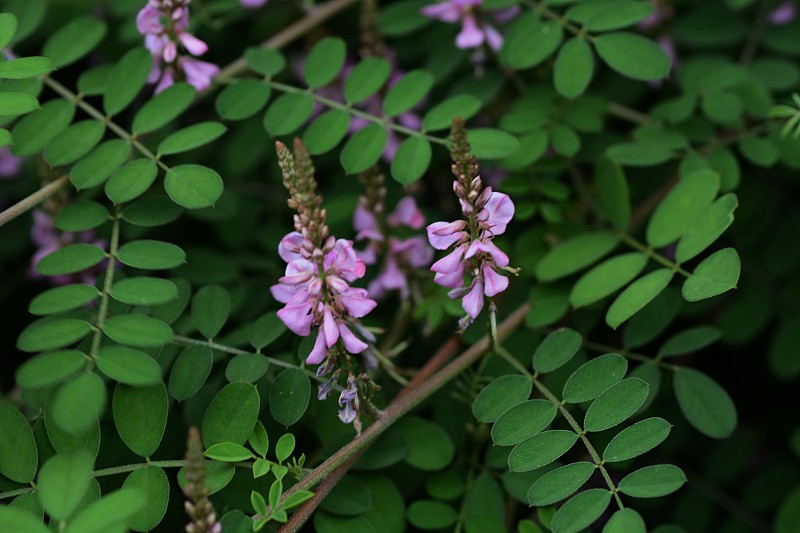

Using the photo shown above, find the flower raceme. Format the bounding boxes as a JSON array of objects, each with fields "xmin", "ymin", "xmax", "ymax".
[{"xmin": 421, "ymin": 0, "xmax": 519, "ymax": 51}]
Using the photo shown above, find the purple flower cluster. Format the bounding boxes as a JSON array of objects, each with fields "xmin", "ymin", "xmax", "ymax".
[
  {"xmin": 30, "ymin": 209, "xmax": 106, "ymax": 286},
  {"xmin": 240, "ymin": 0, "xmax": 268, "ymax": 8},
  {"xmin": 0, "ymin": 147, "xmax": 23, "ymax": 179},
  {"xmin": 421, "ymin": 0, "xmax": 518, "ymax": 51},
  {"xmin": 137, "ymin": 0, "xmax": 219, "ymax": 93}
]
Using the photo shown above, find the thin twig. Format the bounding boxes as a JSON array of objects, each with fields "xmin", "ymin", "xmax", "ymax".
[{"xmin": 0, "ymin": 175, "xmax": 69, "ymax": 228}]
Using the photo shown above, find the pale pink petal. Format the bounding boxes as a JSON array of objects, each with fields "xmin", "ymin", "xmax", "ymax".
[
  {"xmin": 431, "ymin": 246, "xmax": 466, "ymax": 274},
  {"xmin": 462, "ymin": 279, "xmax": 485, "ymax": 318},
  {"xmin": 484, "ymin": 24, "xmax": 504, "ymax": 52},
  {"xmin": 279, "ymin": 232, "xmax": 305, "ymax": 263},
  {"xmin": 270, "ymin": 283, "xmax": 295, "ymax": 304},
  {"xmin": 179, "ymin": 32, "xmax": 209, "ymax": 56},
  {"xmin": 339, "ymin": 323, "xmax": 368, "ymax": 354},
  {"xmin": 456, "ymin": 15, "xmax": 485, "ymax": 49},
  {"xmin": 354, "ymin": 205, "xmax": 378, "ymax": 235},
  {"xmin": 421, "ymin": 3, "xmax": 462, "ymax": 22},
  {"xmin": 306, "ymin": 329, "xmax": 328, "ymax": 365},
  {"xmin": 338, "ymin": 290, "xmax": 377, "ymax": 318},
  {"xmin": 389, "ymin": 197, "xmax": 425, "ymax": 229},
  {"xmin": 482, "ymin": 192, "xmax": 514, "ymax": 235},
  {"xmin": 277, "ymin": 301, "xmax": 313, "ymax": 336},
  {"xmin": 323, "ymin": 308, "xmax": 339, "ymax": 347},
  {"xmin": 154, "ymin": 67, "xmax": 175, "ymax": 94},
  {"xmin": 434, "ymin": 267, "xmax": 465, "ymax": 289},
  {"xmin": 483, "ymin": 264, "xmax": 509, "ymax": 297},
  {"xmin": 427, "ymin": 221, "xmax": 467, "ymax": 250}
]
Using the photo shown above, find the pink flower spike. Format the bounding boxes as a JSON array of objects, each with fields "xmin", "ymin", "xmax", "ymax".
[
  {"xmin": 482, "ymin": 264, "xmax": 509, "ymax": 297},
  {"xmin": 388, "ymin": 197, "xmax": 426, "ymax": 229},
  {"xmin": 179, "ymin": 32, "xmax": 209, "ymax": 57},
  {"xmin": 456, "ymin": 15, "xmax": 485, "ymax": 49},
  {"xmin": 306, "ymin": 329, "xmax": 328, "ymax": 364},
  {"xmin": 339, "ymin": 323, "xmax": 369, "ymax": 354},
  {"xmin": 241, "ymin": 0, "xmax": 269, "ymax": 8},
  {"xmin": 427, "ymin": 220, "xmax": 467, "ymax": 250},
  {"xmin": 462, "ymin": 278, "xmax": 485, "ymax": 318}
]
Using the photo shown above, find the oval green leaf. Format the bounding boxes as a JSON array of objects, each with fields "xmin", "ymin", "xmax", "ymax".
[
  {"xmin": 263, "ymin": 92, "xmax": 313, "ymax": 136},
  {"xmin": 111, "ymin": 276, "xmax": 178, "ymax": 306},
  {"xmin": 96, "ymin": 346, "xmax": 162, "ymax": 386},
  {"xmin": 269, "ymin": 367, "xmax": 310, "ymax": 427},
  {"xmin": 606, "ymin": 268, "xmax": 674, "ymax": 329},
  {"xmin": 551, "ymin": 489, "xmax": 611, "ymax": 533},
  {"xmin": 618, "ymin": 464, "xmax": 686, "ymax": 498},
  {"xmin": 44, "ymin": 120, "xmax": 105, "ymax": 167},
  {"xmin": 42, "ymin": 16, "xmax": 106, "ymax": 68},
  {"xmin": 0, "ymin": 404, "xmax": 38, "ymax": 483},
  {"xmin": 673, "ymin": 367, "xmax": 737, "ymax": 438},
  {"xmin": 168, "ymin": 344, "xmax": 213, "ymax": 401},
  {"xmin": 344, "ymin": 56, "xmax": 391, "ymax": 104},
  {"xmin": 340, "ymin": 124, "xmax": 388, "ymax": 174},
  {"xmin": 17, "ymin": 318, "xmax": 92, "ymax": 353},
  {"xmin": 113, "ymin": 382, "xmax": 168, "ymax": 457},
  {"xmin": 36, "ymin": 450, "xmax": 95, "ymax": 520},
  {"xmin": 191, "ymin": 284, "xmax": 230, "ymax": 339},
  {"xmin": 383, "ymin": 70, "xmax": 433, "ymax": 117},
  {"xmin": 28, "ymin": 284, "xmax": 98, "ymax": 316},
  {"xmin": 527, "ymin": 462, "xmax": 595, "ymax": 507},
  {"xmin": 15, "ymin": 350, "xmax": 86, "ymax": 389},
  {"xmin": 203, "ymin": 382, "xmax": 261, "ymax": 446},
  {"xmin": 603, "ymin": 416, "xmax": 672, "ymax": 463},
  {"xmin": 122, "ymin": 466, "xmax": 169, "ymax": 532},
  {"xmin": 103, "ymin": 47, "xmax": 153, "ymax": 116},
  {"xmin": 584, "ymin": 377, "xmax": 649, "ymax": 432},
  {"xmin": 570, "ymin": 252, "xmax": 648, "ymax": 308},
  {"xmin": 117, "ymin": 239, "xmax": 186, "ymax": 270},
  {"xmin": 52, "ymin": 373, "xmax": 106, "ymax": 434},
  {"xmin": 646, "ymin": 169, "xmax": 720, "ymax": 247},
  {"xmin": 303, "ymin": 37, "xmax": 346, "ymax": 89},
  {"xmin": 562, "ymin": 353, "xmax": 628, "ymax": 404},
  {"xmin": 303, "ymin": 109, "xmax": 351, "ymax": 155},
  {"xmin": 391, "ymin": 136, "xmax": 431, "ymax": 185},
  {"xmin": 54, "ymin": 200, "xmax": 109, "ymax": 232},
  {"xmin": 70, "ymin": 139, "xmax": 131, "ymax": 190},
  {"xmin": 491, "ymin": 400, "xmax": 557, "ymax": 446},
  {"xmin": 532, "ymin": 327, "xmax": 582, "ymax": 374},
  {"xmin": 215, "ymin": 79, "xmax": 270, "ymax": 121},
  {"xmin": 472, "ymin": 374, "xmax": 532, "ymax": 423},
  {"xmin": 593, "ymin": 32, "xmax": 670, "ymax": 81},
  {"xmin": 682, "ymin": 247, "xmax": 741, "ymax": 302},
  {"xmin": 536, "ymin": 231, "xmax": 619, "ymax": 281},
  {"xmin": 164, "ymin": 164, "xmax": 223, "ymax": 209},
  {"xmin": 507, "ymin": 430, "xmax": 577, "ymax": 472},
  {"xmin": 554, "ymin": 37, "xmax": 594, "ymax": 98},
  {"xmin": 158, "ymin": 121, "xmax": 227, "ymax": 155},
  {"xmin": 103, "ymin": 315, "xmax": 173, "ymax": 348}
]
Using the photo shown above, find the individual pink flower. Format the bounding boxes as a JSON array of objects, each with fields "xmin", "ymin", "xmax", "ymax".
[
  {"xmin": 240, "ymin": 0, "xmax": 268, "ymax": 7},
  {"xmin": 421, "ymin": 0, "xmax": 518, "ymax": 52},
  {"xmin": 770, "ymin": 1, "xmax": 796, "ymax": 24}
]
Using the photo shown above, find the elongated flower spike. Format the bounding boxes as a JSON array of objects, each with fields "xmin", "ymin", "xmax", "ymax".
[
  {"xmin": 184, "ymin": 427, "xmax": 221, "ymax": 533},
  {"xmin": 426, "ymin": 117, "xmax": 516, "ymax": 330}
]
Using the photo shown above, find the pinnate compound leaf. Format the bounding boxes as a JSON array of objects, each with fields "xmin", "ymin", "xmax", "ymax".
[
  {"xmin": 646, "ymin": 169, "xmax": 720, "ymax": 247},
  {"xmin": 96, "ymin": 346, "xmax": 162, "ymax": 386},
  {"xmin": 606, "ymin": 268, "xmax": 674, "ymax": 329},
  {"xmin": 527, "ymin": 462, "xmax": 595, "ymax": 506},
  {"xmin": 570, "ymin": 252, "xmax": 648, "ymax": 308},
  {"xmin": 344, "ymin": 56, "xmax": 391, "ymax": 103},
  {"xmin": 554, "ymin": 37, "xmax": 594, "ymax": 98},
  {"xmin": 491, "ymin": 400, "xmax": 557, "ymax": 446},
  {"xmin": 340, "ymin": 124, "xmax": 388, "ymax": 174},
  {"xmin": 593, "ymin": 32, "xmax": 670, "ymax": 81},
  {"xmin": 562, "ymin": 353, "xmax": 628, "ymax": 404},
  {"xmin": 133, "ymin": 82, "xmax": 196, "ymax": 133},
  {"xmin": 63, "ymin": 488, "xmax": 146, "ymax": 533},
  {"xmin": 205, "ymin": 442, "xmax": 254, "ymax": 462},
  {"xmin": 37, "ymin": 450, "xmax": 95, "ymax": 520},
  {"xmin": 681, "ymin": 247, "xmax": 741, "ymax": 302},
  {"xmin": 391, "ymin": 136, "xmax": 431, "ymax": 185},
  {"xmin": 383, "ymin": 70, "xmax": 433, "ymax": 116},
  {"xmin": 532, "ymin": 327, "xmax": 582, "ymax": 374},
  {"xmin": 603, "ymin": 416, "xmax": 672, "ymax": 463},
  {"xmin": 113, "ymin": 383, "xmax": 168, "ymax": 457},
  {"xmin": 0, "ymin": 404, "xmax": 38, "ymax": 483},
  {"xmin": 122, "ymin": 466, "xmax": 169, "ymax": 532},
  {"xmin": 603, "ymin": 508, "xmax": 646, "ymax": 533},
  {"xmin": 17, "ymin": 318, "xmax": 92, "ymax": 352},
  {"xmin": 618, "ymin": 464, "xmax": 686, "ymax": 498},
  {"xmin": 536, "ymin": 231, "xmax": 618, "ymax": 281},
  {"xmin": 584, "ymin": 378, "xmax": 649, "ymax": 432},
  {"xmin": 658, "ymin": 326, "xmax": 721, "ymax": 358},
  {"xmin": 15, "ymin": 350, "xmax": 86, "ymax": 389},
  {"xmin": 303, "ymin": 37, "xmax": 346, "ymax": 88},
  {"xmin": 164, "ymin": 164, "xmax": 223, "ymax": 209},
  {"xmin": 0, "ymin": 505, "xmax": 50, "ymax": 533},
  {"xmin": 473, "ymin": 374, "xmax": 532, "ymax": 423},
  {"xmin": 508, "ymin": 430, "xmax": 577, "ymax": 472},
  {"xmin": 595, "ymin": 156, "xmax": 631, "ymax": 229},
  {"xmin": 550, "ymin": 489, "xmax": 611, "ymax": 533},
  {"xmin": 158, "ymin": 121, "xmax": 227, "ymax": 155},
  {"xmin": 675, "ymin": 193, "xmax": 738, "ymax": 263},
  {"xmin": 673, "ymin": 368, "xmax": 737, "ymax": 438},
  {"xmin": 42, "ymin": 16, "xmax": 106, "ymax": 68},
  {"xmin": 103, "ymin": 47, "xmax": 152, "ymax": 116},
  {"xmin": 28, "ymin": 284, "xmax": 98, "ymax": 315},
  {"xmin": 204, "ymin": 382, "xmax": 261, "ymax": 446},
  {"xmin": 270, "ymin": 368, "xmax": 311, "ymax": 427}
]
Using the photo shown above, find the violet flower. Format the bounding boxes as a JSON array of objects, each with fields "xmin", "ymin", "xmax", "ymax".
[
  {"xmin": 426, "ymin": 118, "xmax": 514, "ymax": 328},
  {"xmin": 241, "ymin": 0, "xmax": 268, "ymax": 8},
  {"xmin": 0, "ymin": 147, "xmax": 23, "ymax": 179},
  {"xmin": 421, "ymin": 0, "xmax": 518, "ymax": 51},
  {"xmin": 770, "ymin": 1, "xmax": 796, "ymax": 25},
  {"xmin": 136, "ymin": 0, "xmax": 219, "ymax": 93},
  {"xmin": 338, "ymin": 374, "xmax": 360, "ymax": 424}
]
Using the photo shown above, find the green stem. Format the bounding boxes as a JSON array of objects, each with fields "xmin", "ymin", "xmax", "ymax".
[
  {"xmin": 616, "ymin": 231, "xmax": 692, "ymax": 278},
  {"xmin": 88, "ymin": 210, "xmax": 121, "ymax": 366},
  {"xmin": 368, "ymin": 344, "xmax": 410, "ymax": 386},
  {"xmin": 583, "ymin": 340, "xmax": 681, "ymax": 372},
  {"xmin": 523, "ymin": 0, "xmax": 588, "ymax": 39},
  {"xmin": 0, "ymin": 175, "xmax": 70, "ymax": 229},
  {"xmin": 606, "ymin": 102, "xmax": 659, "ymax": 127},
  {"xmin": 493, "ymin": 345, "xmax": 625, "ymax": 510}
]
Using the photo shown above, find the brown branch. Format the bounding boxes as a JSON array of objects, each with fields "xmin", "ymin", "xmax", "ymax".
[{"xmin": 0, "ymin": 175, "xmax": 69, "ymax": 228}]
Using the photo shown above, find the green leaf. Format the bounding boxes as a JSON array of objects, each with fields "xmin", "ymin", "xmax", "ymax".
[
  {"xmin": 244, "ymin": 46, "xmax": 285, "ymax": 76},
  {"xmin": 619, "ymin": 464, "xmax": 686, "ymax": 498},
  {"xmin": 215, "ymin": 79, "xmax": 270, "ymax": 121},
  {"xmin": 304, "ymin": 37, "xmax": 346, "ymax": 88},
  {"xmin": 603, "ymin": 417, "xmax": 672, "ymax": 462},
  {"xmin": 0, "ymin": 404, "xmax": 37, "ymax": 483},
  {"xmin": 675, "ymin": 194, "xmax": 737, "ymax": 263},
  {"xmin": 391, "ymin": 136, "xmax": 431, "ymax": 185},
  {"xmin": 44, "ymin": 406, "xmax": 101, "ymax": 458},
  {"xmin": 0, "ymin": 56, "xmax": 53, "ymax": 79},
  {"xmin": 251, "ymin": 491, "xmax": 267, "ymax": 515},
  {"xmin": 320, "ymin": 475, "xmax": 372, "ymax": 516},
  {"xmin": 35, "ymin": 243, "xmax": 106, "ymax": 276},
  {"xmin": 738, "ymin": 136, "xmax": 779, "ymax": 167},
  {"xmin": 52, "ymin": 374, "xmax": 105, "ymax": 434},
  {"xmin": 501, "ymin": 13, "xmax": 564, "ymax": 69},
  {"xmin": 17, "ymin": 318, "xmax": 92, "ymax": 353},
  {"xmin": 582, "ymin": 2, "xmax": 654, "ymax": 31},
  {"xmin": 472, "ymin": 375, "xmax": 532, "ymax": 423},
  {"xmin": 275, "ymin": 433, "xmax": 295, "ymax": 463},
  {"xmin": 570, "ymin": 252, "xmax": 648, "ymax": 308},
  {"xmin": 177, "ymin": 461, "xmax": 235, "ymax": 495},
  {"xmin": 303, "ymin": 109, "xmax": 350, "ymax": 154},
  {"xmin": 536, "ymin": 231, "xmax": 619, "ymax": 281},
  {"xmin": 554, "ymin": 37, "xmax": 594, "ymax": 98},
  {"xmin": 383, "ymin": 70, "xmax": 433, "ymax": 116},
  {"xmin": 77, "ymin": 64, "xmax": 112, "ymax": 96},
  {"xmin": 169, "ymin": 345, "xmax": 213, "ymax": 401},
  {"xmin": 28, "ymin": 284, "xmax": 98, "ymax": 315},
  {"xmin": 133, "ymin": 82, "xmax": 196, "ymax": 134},
  {"xmin": 248, "ymin": 311, "xmax": 285, "ymax": 350},
  {"xmin": 44, "ymin": 120, "xmax": 105, "ymax": 167},
  {"xmin": 263, "ymin": 92, "xmax": 313, "ymax": 136},
  {"xmin": 423, "ymin": 94, "xmax": 482, "ymax": 131},
  {"xmin": 507, "ymin": 430, "xmax": 577, "ymax": 472},
  {"xmin": 226, "ymin": 353, "xmax": 269, "ymax": 383},
  {"xmin": 658, "ymin": 326, "xmax": 721, "ymax": 358},
  {"xmin": 603, "ymin": 508, "xmax": 646, "ymax": 533},
  {"xmin": 204, "ymin": 442, "xmax": 254, "ymax": 462},
  {"xmin": 491, "ymin": 400, "xmax": 557, "ymax": 446},
  {"xmin": 606, "ymin": 268, "xmax": 674, "ymax": 329},
  {"xmin": 269, "ymin": 368, "xmax": 310, "ymax": 427},
  {"xmin": 377, "ymin": 0, "xmax": 430, "ymax": 36},
  {"xmin": 63, "ymin": 488, "xmax": 146, "ymax": 533},
  {"xmin": 164, "ymin": 164, "xmax": 223, "ymax": 209},
  {"xmin": 113, "ymin": 383, "xmax": 168, "ymax": 457},
  {"xmin": 158, "ymin": 121, "xmax": 227, "ymax": 155},
  {"xmin": 248, "ymin": 421, "xmax": 269, "ymax": 457},
  {"xmin": 70, "ymin": 139, "xmax": 131, "ymax": 190},
  {"xmin": 117, "ymin": 239, "xmax": 186, "ymax": 270},
  {"xmin": 54, "ymin": 200, "xmax": 108, "ymax": 233},
  {"xmin": 468, "ymin": 128, "xmax": 521, "ymax": 160},
  {"xmin": 42, "ymin": 16, "xmax": 106, "ymax": 68},
  {"xmin": 37, "ymin": 450, "xmax": 95, "ymax": 520},
  {"xmin": 682, "ymin": 247, "xmax": 740, "ymax": 302},
  {"xmin": 551, "ymin": 123, "xmax": 581, "ymax": 157},
  {"xmin": 606, "ymin": 140, "xmax": 673, "ymax": 166},
  {"xmin": 122, "ymin": 466, "xmax": 169, "ymax": 532},
  {"xmin": 551, "ymin": 489, "xmax": 611, "ymax": 533},
  {"xmin": 203, "ymin": 382, "xmax": 261, "ymax": 446},
  {"xmin": 103, "ymin": 47, "xmax": 153, "ymax": 116},
  {"xmin": 122, "ymin": 196, "xmax": 184, "ymax": 227},
  {"xmin": 407, "ymin": 500, "xmax": 457, "ymax": 530},
  {"xmin": 593, "ymin": 32, "xmax": 670, "ymax": 81},
  {"xmin": 344, "ymin": 57, "xmax": 391, "ymax": 103},
  {"xmin": 562, "ymin": 353, "xmax": 628, "ymax": 404},
  {"xmin": 110, "ymin": 277, "xmax": 177, "ymax": 307},
  {"xmin": 103, "ymin": 315, "xmax": 173, "ymax": 348},
  {"xmin": 191, "ymin": 285, "xmax": 230, "ymax": 339},
  {"xmin": 673, "ymin": 368, "xmax": 737, "ymax": 438},
  {"xmin": 0, "ymin": 505, "xmax": 49, "ymax": 533},
  {"xmin": 96, "ymin": 346, "xmax": 162, "ymax": 386},
  {"xmin": 646, "ymin": 169, "xmax": 720, "ymax": 247},
  {"xmin": 584, "ymin": 378, "xmax": 649, "ymax": 432},
  {"xmin": 595, "ymin": 156, "xmax": 631, "ymax": 229},
  {"xmin": 527, "ymin": 462, "xmax": 595, "ymax": 507},
  {"xmin": 0, "ymin": 91, "xmax": 39, "ymax": 116},
  {"xmin": 776, "ymin": 486, "xmax": 800, "ymax": 533},
  {"xmin": 11, "ymin": 99, "xmax": 74, "ymax": 156},
  {"xmin": 0, "ymin": 13, "xmax": 18, "ymax": 50},
  {"xmin": 340, "ymin": 124, "xmax": 387, "ymax": 174},
  {"xmin": 396, "ymin": 416, "xmax": 455, "ymax": 471},
  {"xmin": 15, "ymin": 350, "xmax": 86, "ymax": 389},
  {"xmin": 532, "ymin": 327, "xmax": 583, "ymax": 374}
]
